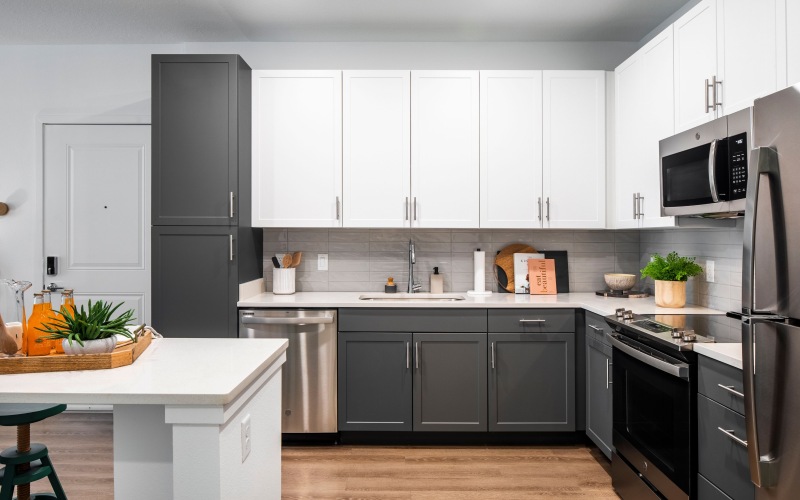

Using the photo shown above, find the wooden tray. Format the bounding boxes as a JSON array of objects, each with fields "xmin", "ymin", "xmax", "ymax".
[{"xmin": 0, "ymin": 332, "xmax": 152, "ymax": 375}]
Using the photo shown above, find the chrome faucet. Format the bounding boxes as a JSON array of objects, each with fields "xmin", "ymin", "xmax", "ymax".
[{"xmin": 407, "ymin": 239, "xmax": 421, "ymax": 293}]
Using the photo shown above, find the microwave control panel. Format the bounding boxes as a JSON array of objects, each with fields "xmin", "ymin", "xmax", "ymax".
[{"xmin": 729, "ymin": 132, "xmax": 748, "ymax": 199}]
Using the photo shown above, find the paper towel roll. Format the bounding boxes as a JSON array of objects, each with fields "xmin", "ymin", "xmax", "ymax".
[{"xmin": 473, "ymin": 250, "xmax": 485, "ymax": 293}]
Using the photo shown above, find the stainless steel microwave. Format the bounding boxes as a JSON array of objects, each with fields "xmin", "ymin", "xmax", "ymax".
[{"xmin": 659, "ymin": 108, "xmax": 751, "ymax": 217}]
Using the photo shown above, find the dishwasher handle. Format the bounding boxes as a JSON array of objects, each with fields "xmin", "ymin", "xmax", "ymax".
[{"xmin": 240, "ymin": 313, "xmax": 335, "ymax": 325}]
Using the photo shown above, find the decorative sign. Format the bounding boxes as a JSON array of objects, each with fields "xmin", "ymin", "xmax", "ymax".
[
  {"xmin": 514, "ymin": 253, "xmax": 544, "ymax": 293},
  {"xmin": 528, "ymin": 258, "xmax": 557, "ymax": 295}
]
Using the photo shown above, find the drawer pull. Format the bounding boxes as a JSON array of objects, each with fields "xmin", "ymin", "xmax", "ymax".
[
  {"xmin": 519, "ymin": 319, "xmax": 546, "ymax": 324},
  {"xmin": 588, "ymin": 325, "xmax": 604, "ymax": 332},
  {"xmin": 718, "ymin": 384, "xmax": 744, "ymax": 398},
  {"xmin": 718, "ymin": 427, "xmax": 748, "ymax": 448}
]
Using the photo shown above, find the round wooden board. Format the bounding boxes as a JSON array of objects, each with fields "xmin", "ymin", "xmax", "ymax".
[{"xmin": 494, "ymin": 243, "xmax": 536, "ymax": 293}]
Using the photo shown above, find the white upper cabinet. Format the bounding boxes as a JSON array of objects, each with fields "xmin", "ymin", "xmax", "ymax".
[
  {"xmin": 479, "ymin": 71, "xmax": 543, "ymax": 229},
  {"xmin": 542, "ymin": 71, "xmax": 606, "ymax": 229},
  {"xmin": 411, "ymin": 71, "xmax": 480, "ymax": 228},
  {"xmin": 252, "ymin": 71, "xmax": 342, "ymax": 227},
  {"xmin": 787, "ymin": 0, "xmax": 800, "ymax": 86},
  {"xmin": 718, "ymin": 0, "xmax": 781, "ymax": 114},
  {"xmin": 674, "ymin": 0, "xmax": 719, "ymax": 132},
  {"xmin": 343, "ymin": 71, "xmax": 411, "ymax": 228},
  {"xmin": 615, "ymin": 27, "xmax": 675, "ymax": 229}
]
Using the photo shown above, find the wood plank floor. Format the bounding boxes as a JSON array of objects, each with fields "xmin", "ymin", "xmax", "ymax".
[{"xmin": 0, "ymin": 413, "xmax": 617, "ymax": 499}]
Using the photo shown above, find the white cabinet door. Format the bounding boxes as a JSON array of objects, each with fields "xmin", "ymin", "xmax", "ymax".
[
  {"xmin": 343, "ymin": 71, "xmax": 411, "ymax": 228},
  {"xmin": 614, "ymin": 51, "xmax": 646, "ymax": 229},
  {"xmin": 718, "ymin": 0, "xmax": 780, "ymax": 114},
  {"xmin": 674, "ymin": 0, "xmax": 719, "ymax": 132},
  {"xmin": 479, "ymin": 71, "xmax": 543, "ymax": 229},
  {"xmin": 640, "ymin": 28, "xmax": 677, "ymax": 228},
  {"xmin": 252, "ymin": 71, "xmax": 342, "ymax": 227},
  {"xmin": 542, "ymin": 71, "xmax": 606, "ymax": 229},
  {"xmin": 411, "ymin": 71, "xmax": 480, "ymax": 228},
  {"xmin": 787, "ymin": 0, "xmax": 800, "ymax": 86}
]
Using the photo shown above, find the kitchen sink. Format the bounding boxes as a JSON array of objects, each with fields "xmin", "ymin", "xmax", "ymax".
[{"xmin": 358, "ymin": 293, "xmax": 466, "ymax": 301}]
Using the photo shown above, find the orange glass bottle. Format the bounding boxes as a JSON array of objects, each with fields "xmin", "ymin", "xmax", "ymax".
[
  {"xmin": 60, "ymin": 289, "xmax": 75, "ymax": 315},
  {"xmin": 26, "ymin": 292, "xmax": 50, "ymax": 356},
  {"xmin": 42, "ymin": 291, "xmax": 63, "ymax": 354}
]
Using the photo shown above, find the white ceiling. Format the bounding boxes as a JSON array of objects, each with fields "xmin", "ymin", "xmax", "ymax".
[{"xmin": 1, "ymin": 0, "xmax": 691, "ymax": 44}]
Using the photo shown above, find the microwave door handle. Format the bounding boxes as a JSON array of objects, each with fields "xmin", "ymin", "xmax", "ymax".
[
  {"xmin": 742, "ymin": 147, "xmax": 780, "ymax": 314},
  {"xmin": 708, "ymin": 139, "xmax": 720, "ymax": 203}
]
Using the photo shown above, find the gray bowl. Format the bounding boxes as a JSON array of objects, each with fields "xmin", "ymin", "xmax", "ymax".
[{"xmin": 604, "ymin": 273, "xmax": 637, "ymax": 291}]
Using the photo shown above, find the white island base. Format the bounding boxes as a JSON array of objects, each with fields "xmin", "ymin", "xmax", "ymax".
[{"xmin": 0, "ymin": 338, "xmax": 288, "ymax": 500}]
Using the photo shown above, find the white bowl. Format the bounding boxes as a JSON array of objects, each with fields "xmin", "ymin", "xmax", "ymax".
[{"xmin": 604, "ymin": 273, "xmax": 637, "ymax": 291}]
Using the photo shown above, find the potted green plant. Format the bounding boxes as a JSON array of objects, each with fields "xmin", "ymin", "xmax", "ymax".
[
  {"xmin": 38, "ymin": 300, "xmax": 136, "ymax": 355},
  {"xmin": 640, "ymin": 251, "xmax": 704, "ymax": 308}
]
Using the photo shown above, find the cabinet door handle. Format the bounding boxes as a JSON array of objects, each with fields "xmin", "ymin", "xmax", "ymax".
[
  {"xmin": 713, "ymin": 75, "xmax": 723, "ymax": 111},
  {"xmin": 519, "ymin": 319, "xmax": 546, "ymax": 324},
  {"xmin": 633, "ymin": 193, "xmax": 638, "ymax": 219},
  {"xmin": 491, "ymin": 342, "xmax": 495, "ymax": 370},
  {"xmin": 413, "ymin": 197, "xmax": 418, "ymax": 221},
  {"xmin": 229, "ymin": 192, "xmax": 235, "ymax": 218},
  {"xmin": 588, "ymin": 325, "xmax": 604, "ymax": 332},
  {"xmin": 718, "ymin": 384, "xmax": 745, "ymax": 398},
  {"xmin": 415, "ymin": 342, "xmax": 419, "ymax": 370},
  {"xmin": 405, "ymin": 197, "xmax": 409, "ymax": 221},
  {"xmin": 229, "ymin": 235, "xmax": 234, "ymax": 262},
  {"xmin": 406, "ymin": 341, "xmax": 410, "ymax": 369},
  {"xmin": 638, "ymin": 195, "xmax": 644, "ymax": 219},
  {"xmin": 705, "ymin": 78, "xmax": 713, "ymax": 113},
  {"xmin": 546, "ymin": 197, "xmax": 550, "ymax": 221},
  {"xmin": 538, "ymin": 197, "xmax": 542, "ymax": 221},
  {"xmin": 336, "ymin": 196, "xmax": 340, "ymax": 220},
  {"xmin": 718, "ymin": 427, "xmax": 748, "ymax": 448},
  {"xmin": 606, "ymin": 360, "xmax": 613, "ymax": 388}
]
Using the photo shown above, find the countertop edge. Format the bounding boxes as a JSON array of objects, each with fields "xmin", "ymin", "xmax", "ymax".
[{"xmin": 694, "ymin": 343, "xmax": 743, "ymax": 370}]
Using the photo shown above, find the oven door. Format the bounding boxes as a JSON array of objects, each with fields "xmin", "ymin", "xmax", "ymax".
[{"xmin": 610, "ymin": 334, "xmax": 694, "ymax": 498}]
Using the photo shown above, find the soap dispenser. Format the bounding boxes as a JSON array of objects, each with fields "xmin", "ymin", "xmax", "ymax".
[{"xmin": 430, "ymin": 267, "xmax": 444, "ymax": 294}]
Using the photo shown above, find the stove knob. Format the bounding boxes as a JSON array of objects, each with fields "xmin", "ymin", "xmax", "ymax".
[
  {"xmin": 622, "ymin": 310, "xmax": 634, "ymax": 320},
  {"xmin": 671, "ymin": 328, "xmax": 684, "ymax": 339},
  {"xmin": 615, "ymin": 308, "xmax": 626, "ymax": 318},
  {"xmin": 682, "ymin": 330, "xmax": 697, "ymax": 342}
]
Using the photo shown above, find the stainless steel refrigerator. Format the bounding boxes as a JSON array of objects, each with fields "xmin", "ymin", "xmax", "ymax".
[{"xmin": 740, "ymin": 84, "xmax": 800, "ymax": 499}]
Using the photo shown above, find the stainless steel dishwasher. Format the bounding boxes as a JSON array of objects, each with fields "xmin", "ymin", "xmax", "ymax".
[{"xmin": 239, "ymin": 309, "xmax": 337, "ymax": 434}]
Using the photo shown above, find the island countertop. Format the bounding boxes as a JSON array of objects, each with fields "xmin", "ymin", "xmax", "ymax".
[
  {"xmin": 0, "ymin": 338, "xmax": 288, "ymax": 406},
  {"xmin": 238, "ymin": 291, "xmax": 725, "ymax": 317}
]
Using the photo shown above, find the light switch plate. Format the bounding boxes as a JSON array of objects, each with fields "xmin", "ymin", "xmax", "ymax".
[
  {"xmin": 705, "ymin": 260, "xmax": 715, "ymax": 282},
  {"xmin": 318, "ymin": 254, "xmax": 328, "ymax": 271},
  {"xmin": 241, "ymin": 414, "xmax": 251, "ymax": 462}
]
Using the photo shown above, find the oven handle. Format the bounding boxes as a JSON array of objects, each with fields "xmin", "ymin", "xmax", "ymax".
[
  {"xmin": 708, "ymin": 139, "xmax": 720, "ymax": 203},
  {"xmin": 609, "ymin": 334, "xmax": 690, "ymax": 380}
]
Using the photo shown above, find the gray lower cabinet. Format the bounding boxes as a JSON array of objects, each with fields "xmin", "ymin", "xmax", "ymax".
[
  {"xmin": 152, "ymin": 226, "xmax": 260, "ymax": 338},
  {"xmin": 697, "ymin": 355, "xmax": 754, "ymax": 500},
  {"xmin": 414, "ymin": 333, "xmax": 487, "ymax": 432},
  {"xmin": 585, "ymin": 312, "xmax": 613, "ymax": 458},
  {"xmin": 338, "ymin": 332, "xmax": 412, "ymax": 431},
  {"xmin": 488, "ymin": 332, "xmax": 575, "ymax": 431}
]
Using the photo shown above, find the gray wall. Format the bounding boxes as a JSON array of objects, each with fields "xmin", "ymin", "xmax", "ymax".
[{"xmin": 263, "ymin": 228, "xmax": 640, "ymax": 293}]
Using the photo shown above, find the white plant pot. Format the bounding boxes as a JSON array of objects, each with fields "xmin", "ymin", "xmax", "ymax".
[{"xmin": 62, "ymin": 337, "xmax": 117, "ymax": 355}]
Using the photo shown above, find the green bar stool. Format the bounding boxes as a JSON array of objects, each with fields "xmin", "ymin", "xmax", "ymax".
[{"xmin": 0, "ymin": 404, "xmax": 68, "ymax": 500}]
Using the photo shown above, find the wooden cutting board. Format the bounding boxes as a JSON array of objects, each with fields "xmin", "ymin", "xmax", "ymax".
[{"xmin": 494, "ymin": 243, "xmax": 536, "ymax": 293}]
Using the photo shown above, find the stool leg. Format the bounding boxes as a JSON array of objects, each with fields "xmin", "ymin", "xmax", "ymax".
[
  {"xmin": 0, "ymin": 463, "xmax": 15, "ymax": 500},
  {"xmin": 16, "ymin": 424, "xmax": 31, "ymax": 500},
  {"xmin": 39, "ymin": 455, "xmax": 66, "ymax": 500}
]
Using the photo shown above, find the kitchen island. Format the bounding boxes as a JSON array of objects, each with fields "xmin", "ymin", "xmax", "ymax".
[{"xmin": 0, "ymin": 338, "xmax": 288, "ymax": 500}]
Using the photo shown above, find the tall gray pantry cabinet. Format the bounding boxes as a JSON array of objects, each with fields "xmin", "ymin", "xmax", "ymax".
[{"xmin": 151, "ymin": 54, "xmax": 262, "ymax": 338}]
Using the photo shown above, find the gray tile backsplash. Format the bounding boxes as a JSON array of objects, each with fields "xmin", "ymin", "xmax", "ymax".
[{"xmin": 263, "ymin": 228, "xmax": 641, "ymax": 294}]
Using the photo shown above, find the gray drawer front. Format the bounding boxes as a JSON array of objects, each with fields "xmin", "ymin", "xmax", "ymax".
[
  {"xmin": 699, "ymin": 355, "xmax": 745, "ymax": 415},
  {"xmin": 585, "ymin": 311, "xmax": 611, "ymax": 346},
  {"xmin": 339, "ymin": 308, "xmax": 487, "ymax": 333},
  {"xmin": 488, "ymin": 309, "xmax": 575, "ymax": 333},
  {"xmin": 698, "ymin": 474, "xmax": 733, "ymax": 500},
  {"xmin": 698, "ymin": 395, "xmax": 755, "ymax": 500}
]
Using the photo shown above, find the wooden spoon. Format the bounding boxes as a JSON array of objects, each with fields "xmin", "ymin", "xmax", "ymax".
[
  {"xmin": 291, "ymin": 252, "xmax": 303, "ymax": 268},
  {"xmin": 282, "ymin": 253, "xmax": 293, "ymax": 269}
]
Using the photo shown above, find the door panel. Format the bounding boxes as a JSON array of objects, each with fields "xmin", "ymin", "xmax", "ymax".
[
  {"xmin": 43, "ymin": 124, "xmax": 150, "ymax": 324},
  {"xmin": 586, "ymin": 339, "xmax": 613, "ymax": 457},
  {"xmin": 674, "ymin": 0, "xmax": 718, "ymax": 132}
]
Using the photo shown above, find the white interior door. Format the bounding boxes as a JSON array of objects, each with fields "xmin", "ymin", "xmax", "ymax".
[{"xmin": 43, "ymin": 124, "xmax": 151, "ymax": 324}]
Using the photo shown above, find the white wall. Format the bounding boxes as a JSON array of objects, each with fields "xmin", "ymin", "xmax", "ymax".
[{"xmin": 0, "ymin": 41, "xmax": 638, "ymax": 294}]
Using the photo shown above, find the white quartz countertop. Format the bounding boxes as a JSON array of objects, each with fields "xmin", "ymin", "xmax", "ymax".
[
  {"xmin": 238, "ymin": 291, "xmax": 725, "ymax": 317},
  {"xmin": 0, "ymin": 338, "xmax": 288, "ymax": 406},
  {"xmin": 694, "ymin": 343, "xmax": 743, "ymax": 369}
]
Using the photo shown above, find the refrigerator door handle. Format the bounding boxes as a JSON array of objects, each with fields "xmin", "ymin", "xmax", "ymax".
[
  {"xmin": 708, "ymin": 139, "xmax": 720, "ymax": 203},
  {"xmin": 742, "ymin": 147, "xmax": 779, "ymax": 315},
  {"xmin": 742, "ymin": 318, "xmax": 779, "ymax": 487}
]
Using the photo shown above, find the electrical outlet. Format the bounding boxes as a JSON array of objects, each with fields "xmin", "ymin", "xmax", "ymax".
[
  {"xmin": 241, "ymin": 414, "xmax": 251, "ymax": 462},
  {"xmin": 705, "ymin": 260, "xmax": 715, "ymax": 283},
  {"xmin": 318, "ymin": 254, "xmax": 328, "ymax": 271}
]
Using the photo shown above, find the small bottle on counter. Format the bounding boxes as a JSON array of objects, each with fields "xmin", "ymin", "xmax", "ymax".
[
  {"xmin": 385, "ymin": 277, "xmax": 397, "ymax": 293},
  {"xmin": 430, "ymin": 267, "xmax": 444, "ymax": 294}
]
